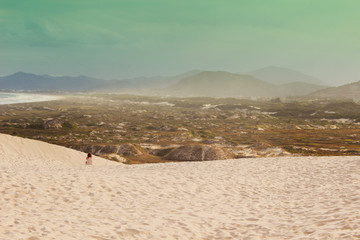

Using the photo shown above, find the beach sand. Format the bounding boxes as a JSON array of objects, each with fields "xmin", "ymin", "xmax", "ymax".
[{"xmin": 1, "ymin": 133, "xmax": 359, "ymax": 239}]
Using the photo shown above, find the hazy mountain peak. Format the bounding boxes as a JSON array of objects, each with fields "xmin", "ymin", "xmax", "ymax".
[
  {"xmin": 196, "ymin": 70, "xmax": 246, "ymax": 78},
  {"xmin": 198, "ymin": 70, "xmax": 232, "ymax": 75},
  {"xmin": 165, "ymin": 70, "xmax": 275, "ymax": 97},
  {"xmin": 11, "ymin": 71, "xmax": 35, "ymax": 77},
  {"xmin": 248, "ymin": 66, "xmax": 325, "ymax": 85}
]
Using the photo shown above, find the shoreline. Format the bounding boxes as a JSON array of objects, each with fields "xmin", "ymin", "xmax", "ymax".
[{"xmin": 0, "ymin": 92, "xmax": 61, "ymax": 105}]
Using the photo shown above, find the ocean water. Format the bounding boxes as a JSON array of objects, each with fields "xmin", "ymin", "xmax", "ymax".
[{"xmin": 0, "ymin": 92, "xmax": 59, "ymax": 105}]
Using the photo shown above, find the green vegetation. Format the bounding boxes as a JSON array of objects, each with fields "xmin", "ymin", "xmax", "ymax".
[{"xmin": 1, "ymin": 94, "xmax": 360, "ymax": 163}]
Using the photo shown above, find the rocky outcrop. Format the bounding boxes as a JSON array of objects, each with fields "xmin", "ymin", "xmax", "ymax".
[
  {"xmin": 27, "ymin": 119, "xmax": 63, "ymax": 129},
  {"xmin": 77, "ymin": 143, "xmax": 143, "ymax": 157},
  {"xmin": 43, "ymin": 119, "xmax": 63, "ymax": 129},
  {"xmin": 117, "ymin": 143, "xmax": 143, "ymax": 156},
  {"xmin": 251, "ymin": 142, "xmax": 273, "ymax": 151},
  {"xmin": 233, "ymin": 142, "xmax": 291, "ymax": 158},
  {"xmin": 163, "ymin": 144, "xmax": 233, "ymax": 161},
  {"xmin": 101, "ymin": 145, "xmax": 120, "ymax": 155},
  {"xmin": 100, "ymin": 153, "xmax": 127, "ymax": 163},
  {"xmin": 149, "ymin": 147, "xmax": 176, "ymax": 157}
]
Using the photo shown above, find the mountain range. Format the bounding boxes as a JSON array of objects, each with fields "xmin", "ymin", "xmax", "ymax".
[
  {"xmin": 0, "ymin": 70, "xmax": 202, "ymax": 93},
  {"xmin": 0, "ymin": 72, "xmax": 105, "ymax": 91},
  {"xmin": 2, "ymin": 67, "xmax": 357, "ymax": 99}
]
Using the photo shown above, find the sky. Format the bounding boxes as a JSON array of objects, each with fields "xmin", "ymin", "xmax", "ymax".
[{"xmin": 1, "ymin": 0, "xmax": 359, "ymax": 85}]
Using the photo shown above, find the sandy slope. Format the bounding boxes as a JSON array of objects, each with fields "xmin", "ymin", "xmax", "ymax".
[
  {"xmin": 0, "ymin": 133, "xmax": 117, "ymax": 167},
  {"xmin": 0, "ymin": 134, "xmax": 360, "ymax": 239}
]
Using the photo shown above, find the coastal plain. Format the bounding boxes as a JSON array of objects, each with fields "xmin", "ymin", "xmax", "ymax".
[{"xmin": 1, "ymin": 94, "xmax": 360, "ymax": 163}]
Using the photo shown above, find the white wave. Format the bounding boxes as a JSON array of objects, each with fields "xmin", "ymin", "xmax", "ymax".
[{"xmin": 0, "ymin": 92, "xmax": 60, "ymax": 105}]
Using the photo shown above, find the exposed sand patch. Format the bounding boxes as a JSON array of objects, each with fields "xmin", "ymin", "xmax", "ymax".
[{"xmin": 0, "ymin": 134, "xmax": 359, "ymax": 239}]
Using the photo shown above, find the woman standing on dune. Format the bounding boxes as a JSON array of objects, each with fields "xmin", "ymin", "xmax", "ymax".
[{"xmin": 86, "ymin": 153, "xmax": 93, "ymax": 165}]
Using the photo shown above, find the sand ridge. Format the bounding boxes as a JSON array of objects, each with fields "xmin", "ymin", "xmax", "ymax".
[
  {"xmin": 0, "ymin": 133, "xmax": 118, "ymax": 167},
  {"xmin": 0, "ymin": 134, "xmax": 360, "ymax": 239}
]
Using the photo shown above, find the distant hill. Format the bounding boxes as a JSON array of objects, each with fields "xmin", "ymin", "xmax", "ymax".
[
  {"xmin": 278, "ymin": 82, "xmax": 328, "ymax": 96},
  {"xmin": 128, "ymin": 70, "xmax": 201, "ymax": 88},
  {"xmin": 98, "ymin": 70, "xmax": 201, "ymax": 92},
  {"xmin": 164, "ymin": 71, "xmax": 329, "ymax": 98},
  {"xmin": 309, "ymin": 80, "xmax": 360, "ymax": 101},
  {"xmin": 248, "ymin": 66, "xmax": 325, "ymax": 85},
  {"xmin": 164, "ymin": 71, "xmax": 277, "ymax": 97},
  {"xmin": 0, "ymin": 72, "xmax": 105, "ymax": 91}
]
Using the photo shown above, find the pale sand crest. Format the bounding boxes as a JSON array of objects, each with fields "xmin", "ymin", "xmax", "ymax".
[
  {"xmin": 0, "ymin": 133, "xmax": 117, "ymax": 167},
  {"xmin": 0, "ymin": 133, "xmax": 360, "ymax": 239}
]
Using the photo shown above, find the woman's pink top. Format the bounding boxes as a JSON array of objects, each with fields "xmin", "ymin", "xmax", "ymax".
[{"xmin": 86, "ymin": 157, "xmax": 93, "ymax": 165}]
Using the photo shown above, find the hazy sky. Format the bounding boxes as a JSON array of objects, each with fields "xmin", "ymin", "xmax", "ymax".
[{"xmin": 1, "ymin": 0, "xmax": 359, "ymax": 85}]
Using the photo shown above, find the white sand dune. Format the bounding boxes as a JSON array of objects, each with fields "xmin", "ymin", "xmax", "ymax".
[
  {"xmin": 0, "ymin": 133, "xmax": 117, "ymax": 167},
  {"xmin": 1, "ymin": 134, "xmax": 360, "ymax": 239}
]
